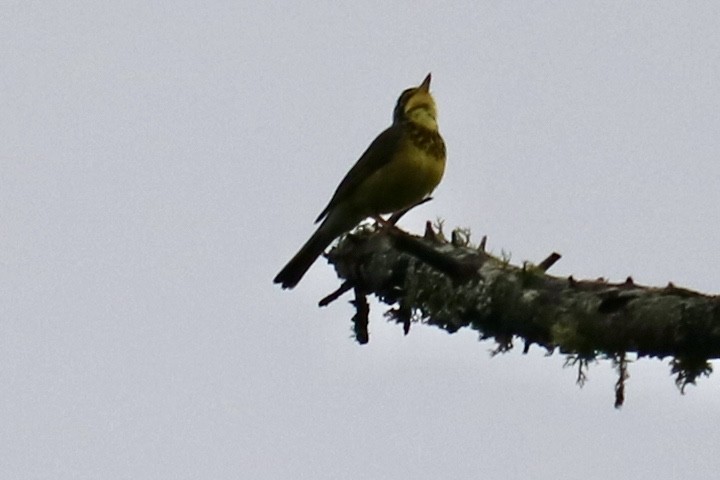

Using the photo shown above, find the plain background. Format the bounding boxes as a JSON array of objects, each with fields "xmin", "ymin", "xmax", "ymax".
[{"xmin": 3, "ymin": 1, "xmax": 720, "ymax": 478}]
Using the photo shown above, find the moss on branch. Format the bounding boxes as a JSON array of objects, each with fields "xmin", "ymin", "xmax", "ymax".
[{"xmin": 322, "ymin": 224, "xmax": 720, "ymax": 405}]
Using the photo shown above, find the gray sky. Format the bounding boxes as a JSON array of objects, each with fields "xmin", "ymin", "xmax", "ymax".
[{"xmin": 3, "ymin": 1, "xmax": 720, "ymax": 478}]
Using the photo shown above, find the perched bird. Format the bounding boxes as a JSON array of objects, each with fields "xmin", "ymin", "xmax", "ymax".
[{"xmin": 274, "ymin": 73, "xmax": 446, "ymax": 289}]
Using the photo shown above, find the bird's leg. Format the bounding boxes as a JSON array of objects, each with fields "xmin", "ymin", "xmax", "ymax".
[
  {"xmin": 372, "ymin": 215, "xmax": 394, "ymax": 229},
  {"xmin": 373, "ymin": 195, "xmax": 435, "ymax": 230},
  {"xmin": 386, "ymin": 197, "xmax": 433, "ymax": 225}
]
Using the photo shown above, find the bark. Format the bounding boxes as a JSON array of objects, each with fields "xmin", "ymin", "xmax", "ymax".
[{"xmin": 321, "ymin": 223, "xmax": 719, "ymax": 406}]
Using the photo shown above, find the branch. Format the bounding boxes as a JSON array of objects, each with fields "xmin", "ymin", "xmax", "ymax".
[{"xmin": 323, "ymin": 224, "xmax": 719, "ymax": 404}]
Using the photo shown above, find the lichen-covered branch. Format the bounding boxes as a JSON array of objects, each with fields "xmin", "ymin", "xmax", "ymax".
[{"xmin": 323, "ymin": 223, "xmax": 720, "ymax": 405}]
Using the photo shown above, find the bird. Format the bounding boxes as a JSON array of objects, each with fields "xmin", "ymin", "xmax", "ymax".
[{"xmin": 274, "ymin": 73, "xmax": 446, "ymax": 289}]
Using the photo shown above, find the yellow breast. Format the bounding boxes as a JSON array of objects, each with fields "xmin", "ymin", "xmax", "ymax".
[{"xmin": 352, "ymin": 127, "xmax": 446, "ymax": 215}]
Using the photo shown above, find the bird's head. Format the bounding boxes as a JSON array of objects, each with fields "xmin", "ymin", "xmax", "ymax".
[{"xmin": 393, "ymin": 73, "xmax": 438, "ymax": 130}]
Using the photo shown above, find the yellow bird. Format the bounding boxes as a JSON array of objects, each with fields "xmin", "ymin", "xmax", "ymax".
[{"xmin": 274, "ymin": 73, "xmax": 446, "ymax": 289}]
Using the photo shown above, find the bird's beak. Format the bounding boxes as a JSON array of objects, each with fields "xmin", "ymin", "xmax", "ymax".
[{"xmin": 419, "ymin": 73, "xmax": 432, "ymax": 92}]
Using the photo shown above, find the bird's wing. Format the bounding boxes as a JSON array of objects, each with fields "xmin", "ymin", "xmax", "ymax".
[{"xmin": 315, "ymin": 125, "xmax": 402, "ymax": 223}]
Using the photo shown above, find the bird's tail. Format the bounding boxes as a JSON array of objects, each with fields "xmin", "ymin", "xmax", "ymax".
[{"xmin": 273, "ymin": 223, "xmax": 338, "ymax": 289}]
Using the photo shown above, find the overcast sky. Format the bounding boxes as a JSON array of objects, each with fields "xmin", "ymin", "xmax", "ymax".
[{"xmin": 3, "ymin": 1, "xmax": 720, "ymax": 478}]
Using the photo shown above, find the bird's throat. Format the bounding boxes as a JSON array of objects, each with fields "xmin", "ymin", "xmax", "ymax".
[{"xmin": 405, "ymin": 107, "xmax": 438, "ymax": 131}]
